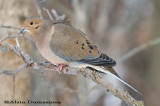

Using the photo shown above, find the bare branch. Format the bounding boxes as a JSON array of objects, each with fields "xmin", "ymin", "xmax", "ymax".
[
  {"xmin": 32, "ymin": 0, "xmax": 43, "ymax": 18},
  {"xmin": 12, "ymin": 76, "xmax": 15, "ymax": 100},
  {"xmin": 43, "ymin": 8, "xmax": 70, "ymax": 24},
  {"xmin": 51, "ymin": 9, "xmax": 66, "ymax": 21},
  {"xmin": 15, "ymin": 38, "xmax": 20, "ymax": 47},
  {"xmin": 0, "ymin": 24, "xmax": 21, "ymax": 30},
  {"xmin": 43, "ymin": 7, "xmax": 54, "ymax": 21},
  {"xmin": 52, "ymin": 10, "xmax": 70, "ymax": 24},
  {"xmin": 118, "ymin": 37, "xmax": 160, "ymax": 63},
  {"xmin": 0, "ymin": 63, "xmax": 27, "ymax": 100},
  {"xmin": 0, "ymin": 64, "xmax": 27, "ymax": 76},
  {"xmin": 0, "ymin": 34, "xmax": 18, "ymax": 43}
]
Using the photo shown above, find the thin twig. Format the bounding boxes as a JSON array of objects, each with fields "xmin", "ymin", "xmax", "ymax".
[
  {"xmin": 32, "ymin": 0, "xmax": 43, "ymax": 18},
  {"xmin": 0, "ymin": 34, "xmax": 18, "ymax": 42},
  {"xmin": 43, "ymin": 8, "xmax": 54, "ymax": 21},
  {"xmin": 0, "ymin": 64, "xmax": 27, "ymax": 76},
  {"xmin": 12, "ymin": 75, "xmax": 15, "ymax": 100},
  {"xmin": 0, "ymin": 63, "xmax": 27, "ymax": 100},
  {"xmin": 0, "ymin": 24, "xmax": 21, "ymax": 30},
  {"xmin": 0, "ymin": 64, "xmax": 27, "ymax": 100},
  {"xmin": 118, "ymin": 37, "xmax": 160, "ymax": 63},
  {"xmin": 51, "ymin": 9, "xmax": 66, "ymax": 21},
  {"xmin": 15, "ymin": 38, "xmax": 20, "ymax": 48}
]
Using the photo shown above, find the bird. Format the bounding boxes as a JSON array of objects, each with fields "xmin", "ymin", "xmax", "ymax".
[{"xmin": 20, "ymin": 17, "xmax": 141, "ymax": 95}]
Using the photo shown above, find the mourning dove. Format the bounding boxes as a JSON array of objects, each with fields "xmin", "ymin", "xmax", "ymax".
[{"xmin": 20, "ymin": 17, "xmax": 141, "ymax": 95}]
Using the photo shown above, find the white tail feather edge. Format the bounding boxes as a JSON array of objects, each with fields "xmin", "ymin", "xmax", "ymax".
[{"xmin": 87, "ymin": 65, "xmax": 142, "ymax": 95}]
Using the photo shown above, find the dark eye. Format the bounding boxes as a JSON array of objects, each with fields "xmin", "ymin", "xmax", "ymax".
[{"xmin": 30, "ymin": 22, "xmax": 34, "ymax": 26}]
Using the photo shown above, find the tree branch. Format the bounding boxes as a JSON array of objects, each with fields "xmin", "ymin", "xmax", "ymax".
[
  {"xmin": 32, "ymin": 0, "xmax": 43, "ymax": 18},
  {"xmin": 118, "ymin": 37, "xmax": 160, "ymax": 63}
]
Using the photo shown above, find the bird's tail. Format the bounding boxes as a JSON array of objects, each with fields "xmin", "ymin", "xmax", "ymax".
[
  {"xmin": 88, "ymin": 65, "xmax": 142, "ymax": 95},
  {"xmin": 104, "ymin": 66, "xmax": 120, "ymax": 78}
]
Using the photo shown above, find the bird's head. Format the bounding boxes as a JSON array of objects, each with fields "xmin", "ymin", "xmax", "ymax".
[
  {"xmin": 20, "ymin": 17, "xmax": 45, "ymax": 35},
  {"xmin": 20, "ymin": 17, "xmax": 53, "ymax": 42}
]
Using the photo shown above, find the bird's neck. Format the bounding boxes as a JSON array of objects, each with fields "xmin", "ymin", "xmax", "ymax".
[{"xmin": 35, "ymin": 25, "xmax": 54, "ymax": 48}]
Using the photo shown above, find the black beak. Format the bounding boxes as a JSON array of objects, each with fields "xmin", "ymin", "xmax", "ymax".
[{"xmin": 20, "ymin": 27, "xmax": 26, "ymax": 34}]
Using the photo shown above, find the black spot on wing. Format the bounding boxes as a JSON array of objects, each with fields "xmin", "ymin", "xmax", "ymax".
[
  {"xmin": 86, "ymin": 40, "xmax": 90, "ymax": 44},
  {"xmin": 76, "ymin": 40, "xmax": 79, "ymax": 44},
  {"xmin": 78, "ymin": 53, "xmax": 116, "ymax": 67},
  {"xmin": 88, "ymin": 45, "xmax": 93, "ymax": 50}
]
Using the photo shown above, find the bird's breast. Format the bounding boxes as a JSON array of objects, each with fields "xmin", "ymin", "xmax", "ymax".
[{"xmin": 36, "ymin": 42, "xmax": 69, "ymax": 66}]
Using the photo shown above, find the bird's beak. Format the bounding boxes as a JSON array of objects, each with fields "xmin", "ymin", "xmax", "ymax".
[{"xmin": 20, "ymin": 27, "xmax": 26, "ymax": 34}]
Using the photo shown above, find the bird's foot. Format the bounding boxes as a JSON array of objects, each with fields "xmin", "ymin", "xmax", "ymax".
[{"xmin": 57, "ymin": 64, "xmax": 66, "ymax": 74}]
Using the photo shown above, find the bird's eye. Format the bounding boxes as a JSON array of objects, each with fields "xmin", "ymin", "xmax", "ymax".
[{"xmin": 30, "ymin": 22, "xmax": 34, "ymax": 26}]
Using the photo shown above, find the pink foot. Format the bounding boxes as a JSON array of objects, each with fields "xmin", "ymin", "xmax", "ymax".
[{"xmin": 57, "ymin": 64, "xmax": 65, "ymax": 74}]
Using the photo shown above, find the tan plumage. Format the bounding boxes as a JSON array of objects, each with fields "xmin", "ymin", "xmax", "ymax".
[
  {"xmin": 22, "ymin": 17, "xmax": 116, "ymax": 68},
  {"xmin": 20, "ymin": 17, "xmax": 141, "ymax": 95},
  {"xmin": 51, "ymin": 23, "xmax": 100, "ymax": 60}
]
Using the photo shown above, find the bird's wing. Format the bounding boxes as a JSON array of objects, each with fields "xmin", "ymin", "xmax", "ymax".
[
  {"xmin": 50, "ymin": 23, "xmax": 116, "ymax": 67},
  {"xmin": 50, "ymin": 23, "xmax": 142, "ymax": 95}
]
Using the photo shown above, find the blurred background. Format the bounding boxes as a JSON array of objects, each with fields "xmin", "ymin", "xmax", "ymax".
[{"xmin": 0, "ymin": 0, "xmax": 159, "ymax": 106}]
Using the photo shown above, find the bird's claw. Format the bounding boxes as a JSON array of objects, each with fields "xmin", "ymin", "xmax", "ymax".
[{"xmin": 57, "ymin": 64, "xmax": 65, "ymax": 74}]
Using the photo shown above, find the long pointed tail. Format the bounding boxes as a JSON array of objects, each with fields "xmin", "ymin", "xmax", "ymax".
[
  {"xmin": 88, "ymin": 65, "xmax": 142, "ymax": 95},
  {"xmin": 103, "ymin": 66, "xmax": 142, "ymax": 95}
]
